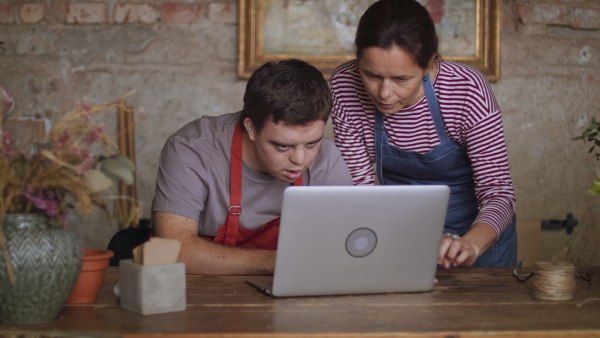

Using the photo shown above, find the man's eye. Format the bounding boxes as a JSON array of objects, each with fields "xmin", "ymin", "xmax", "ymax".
[
  {"xmin": 306, "ymin": 143, "xmax": 318, "ymax": 149},
  {"xmin": 277, "ymin": 145, "xmax": 289, "ymax": 151}
]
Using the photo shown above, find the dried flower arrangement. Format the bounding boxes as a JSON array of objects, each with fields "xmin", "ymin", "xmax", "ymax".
[{"xmin": 0, "ymin": 90, "xmax": 141, "ymax": 282}]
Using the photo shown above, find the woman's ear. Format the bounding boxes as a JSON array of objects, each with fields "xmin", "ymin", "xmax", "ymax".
[
  {"xmin": 427, "ymin": 54, "xmax": 437, "ymax": 69},
  {"xmin": 243, "ymin": 118, "xmax": 257, "ymax": 141}
]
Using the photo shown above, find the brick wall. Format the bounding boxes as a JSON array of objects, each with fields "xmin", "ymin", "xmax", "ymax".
[
  {"xmin": 0, "ymin": 1, "xmax": 236, "ymax": 25},
  {"xmin": 511, "ymin": 1, "xmax": 599, "ymax": 29}
]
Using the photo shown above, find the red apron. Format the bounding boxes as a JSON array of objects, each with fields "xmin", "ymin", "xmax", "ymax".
[{"xmin": 208, "ymin": 121, "xmax": 303, "ymax": 250}]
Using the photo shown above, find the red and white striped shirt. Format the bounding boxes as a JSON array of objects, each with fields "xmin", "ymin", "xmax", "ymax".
[{"xmin": 331, "ymin": 60, "xmax": 515, "ymax": 238}]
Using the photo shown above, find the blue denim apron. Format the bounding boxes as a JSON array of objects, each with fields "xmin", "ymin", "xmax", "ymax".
[{"xmin": 374, "ymin": 73, "xmax": 517, "ymax": 267}]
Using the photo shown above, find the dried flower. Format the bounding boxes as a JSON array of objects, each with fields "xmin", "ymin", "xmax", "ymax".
[
  {"xmin": 0, "ymin": 91, "xmax": 141, "ymax": 286},
  {"xmin": 1, "ymin": 128, "xmax": 14, "ymax": 156}
]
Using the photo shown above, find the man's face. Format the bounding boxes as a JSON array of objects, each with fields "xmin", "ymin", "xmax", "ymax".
[{"xmin": 244, "ymin": 117, "xmax": 325, "ymax": 183}]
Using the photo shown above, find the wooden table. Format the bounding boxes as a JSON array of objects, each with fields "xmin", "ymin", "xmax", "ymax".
[{"xmin": 1, "ymin": 266, "xmax": 599, "ymax": 338}]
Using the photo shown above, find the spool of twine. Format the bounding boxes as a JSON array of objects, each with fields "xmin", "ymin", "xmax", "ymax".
[{"xmin": 531, "ymin": 261, "xmax": 576, "ymax": 301}]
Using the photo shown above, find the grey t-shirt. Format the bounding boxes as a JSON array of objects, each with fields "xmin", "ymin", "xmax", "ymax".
[{"xmin": 152, "ymin": 112, "xmax": 352, "ymax": 236}]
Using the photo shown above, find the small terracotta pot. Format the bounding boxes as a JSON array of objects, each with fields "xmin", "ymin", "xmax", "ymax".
[{"xmin": 66, "ymin": 249, "xmax": 114, "ymax": 304}]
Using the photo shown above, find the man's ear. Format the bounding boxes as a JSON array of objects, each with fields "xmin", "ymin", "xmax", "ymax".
[{"xmin": 243, "ymin": 118, "xmax": 257, "ymax": 141}]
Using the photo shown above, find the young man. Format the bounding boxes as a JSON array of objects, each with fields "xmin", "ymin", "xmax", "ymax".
[{"xmin": 152, "ymin": 59, "xmax": 352, "ymax": 275}]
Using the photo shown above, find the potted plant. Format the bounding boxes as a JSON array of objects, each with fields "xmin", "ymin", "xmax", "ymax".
[
  {"xmin": 0, "ymin": 90, "xmax": 140, "ymax": 325},
  {"xmin": 572, "ymin": 114, "xmax": 600, "ymax": 194}
]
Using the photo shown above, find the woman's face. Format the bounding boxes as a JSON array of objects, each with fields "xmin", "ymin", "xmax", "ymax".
[{"xmin": 358, "ymin": 45, "xmax": 430, "ymax": 114}]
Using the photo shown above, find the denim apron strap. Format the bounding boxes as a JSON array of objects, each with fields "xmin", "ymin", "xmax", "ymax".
[{"xmin": 422, "ymin": 74, "xmax": 449, "ymax": 143}]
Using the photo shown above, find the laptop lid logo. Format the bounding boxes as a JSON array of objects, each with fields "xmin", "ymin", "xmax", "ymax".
[{"xmin": 345, "ymin": 228, "xmax": 377, "ymax": 257}]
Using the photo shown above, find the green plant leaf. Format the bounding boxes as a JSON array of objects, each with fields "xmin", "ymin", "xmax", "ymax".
[
  {"xmin": 590, "ymin": 179, "xmax": 600, "ymax": 195},
  {"xmin": 583, "ymin": 129, "xmax": 591, "ymax": 138}
]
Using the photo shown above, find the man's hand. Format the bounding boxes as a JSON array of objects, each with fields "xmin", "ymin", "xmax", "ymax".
[{"xmin": 153, "ymin": 211, "xmax": 276, "ymax": 275}]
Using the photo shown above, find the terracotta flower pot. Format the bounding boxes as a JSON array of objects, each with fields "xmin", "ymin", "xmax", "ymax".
[{"xmin": 66, "ymin": 249, "xmax": 114, "ymax": 304}]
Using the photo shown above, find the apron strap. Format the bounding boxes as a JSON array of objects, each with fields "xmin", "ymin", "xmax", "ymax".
[
  {"xmin": 422, "ymin": 73, "xmax": 450, "ymax": 144},
  {"xmin": 375, "ymin": 110, "xmax": 386, "ymax": 184},
  {"xmin": 222, "ymin": 120, "xmax": 304, "ymax": 247},
  {"xmin": 223, "ymin": 120, "xmax": 244, "ymax": 246}
]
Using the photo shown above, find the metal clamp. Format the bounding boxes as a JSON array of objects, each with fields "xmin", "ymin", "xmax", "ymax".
[{"xmin": 541, "ymin": 212, "xmax": 578, "ymax": 234}]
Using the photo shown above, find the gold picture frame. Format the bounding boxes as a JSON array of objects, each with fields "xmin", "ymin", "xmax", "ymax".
[{"xmin": 238, "ymin": 0, "xmax": 501, "ymax": 81}]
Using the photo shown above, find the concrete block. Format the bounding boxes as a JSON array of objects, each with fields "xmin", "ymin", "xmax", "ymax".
[
  {"xmin": 66, "ymin": 3, "xmax": 106, "ymax": 24},
  {"xmin": 114, "ymin": 3, "xmax": 157, "ymax": 24},
  {"xmin": 119, "ymin": 259, "xmax": 186, "ymax": 315},
  {"xmin": 161, "ymin": 3, "xmax": 202, "ymax": 23},
  {"xmin": 531, "ymin": 5, "xmax": 568, "ymax": 25},
  {"xmin": 571, "ymin": 7, "xmax": 600, "ymax": 29},
  {"xmin": 0, "ymin": 3, "xmax": 15, "ymax": 24},
  {"xmin": 512, "ymin": 4, "xmax": 529, "ymax": 23},
  {"xmin": 20, "ymin": 3, "xmax": 45, "ymax": 24},
  {"xmin": 208, "ymin": 3, "xmax": 236, "ymax": 24}
]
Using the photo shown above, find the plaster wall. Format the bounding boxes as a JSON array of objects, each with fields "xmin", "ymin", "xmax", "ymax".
[{"xmin": 0, "ymin": 0, "xmax": 598, "ymax": 265}]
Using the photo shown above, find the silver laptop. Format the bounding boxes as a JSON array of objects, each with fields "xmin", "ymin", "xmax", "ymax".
[{"xmin": 246, "ymin": 185, "xmax": 450, "ymax": 297}]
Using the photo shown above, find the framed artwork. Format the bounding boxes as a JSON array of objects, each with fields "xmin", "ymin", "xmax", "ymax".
[{"xmin": 238, "ymin": 0, "xmax": 502, "ymax": 81}]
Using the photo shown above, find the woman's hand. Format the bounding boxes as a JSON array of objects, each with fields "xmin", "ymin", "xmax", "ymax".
[
  {"xmin": 437, "ymin": 222, "xmax": 496, "ymax": 269},
  {"xmin": 438, "ymin": 234, "xmax": 478, "ymax": 268}
]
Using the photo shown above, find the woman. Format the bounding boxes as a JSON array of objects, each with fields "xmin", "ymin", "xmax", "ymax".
[{"xmin": 331, "ymin": 0, "xmax": 517, "ymax": 267}]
